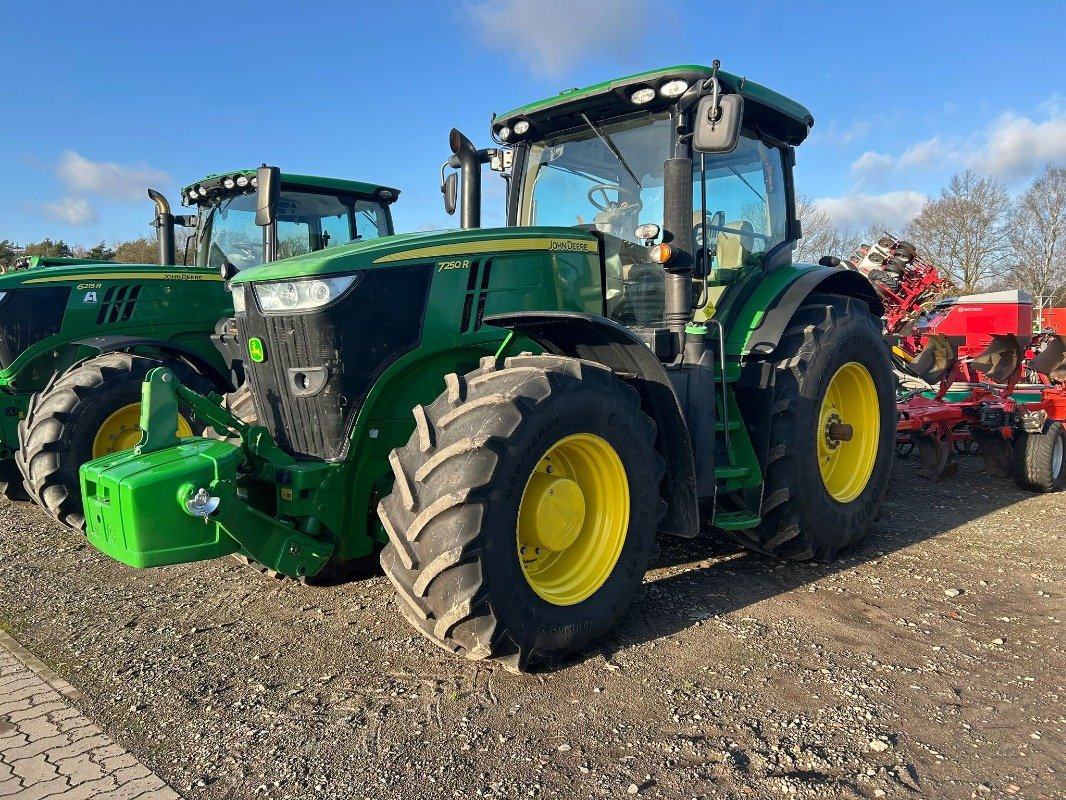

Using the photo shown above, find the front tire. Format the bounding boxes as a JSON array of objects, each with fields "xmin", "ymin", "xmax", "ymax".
[
  {"xmin": 727, "ymin": 294, "xmax": 895, "ymax": 561},
  {"xmin": 17, "ymin": 352, "xmax": 206, "ymax": 530},
  {"xmin": 378, "ymin": 355, "xmax": 662, "ymax": 671}
]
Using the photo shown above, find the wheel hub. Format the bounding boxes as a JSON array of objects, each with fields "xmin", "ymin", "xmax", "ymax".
[
  {"xmin": 816, "ymin": 362, "xmax": 880, "ymax": 503},
  {"xmin": 519, "ymin": 473, "xmax": 586, "ymax": 552},
  {"xmin": 516, "ymin": 433, "xmax": 629, "ymax": 606},
  {"xmin": 92, "ymin": 403, "xmax": 194, "ymax": 459}
]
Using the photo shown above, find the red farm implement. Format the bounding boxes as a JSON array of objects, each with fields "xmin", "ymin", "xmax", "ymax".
[
  {"xmin": 894, "ymin": 291, "xmax": 1066, "ymax": 491},
  {"xmin": 852, "ymin": 236, "xmax": 953, "ymax": 336}
]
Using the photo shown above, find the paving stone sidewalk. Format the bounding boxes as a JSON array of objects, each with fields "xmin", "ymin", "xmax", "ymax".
[{"xmin": 0, "ymin": 629, "xmax": 180, "ymax": 799}]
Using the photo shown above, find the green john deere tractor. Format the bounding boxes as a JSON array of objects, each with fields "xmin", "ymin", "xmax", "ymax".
[
  {"xmin": 81, "ymin": 62, "xmax": 894, "ymax": 670},
  {"xmin": 2, "ymin": 168, "xmax": 398, "ymax": 528}
]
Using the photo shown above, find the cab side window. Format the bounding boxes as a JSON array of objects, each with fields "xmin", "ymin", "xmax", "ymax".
[{"xmin": 693, "ymin": 134, "xmax": 788, "ymax": 270}]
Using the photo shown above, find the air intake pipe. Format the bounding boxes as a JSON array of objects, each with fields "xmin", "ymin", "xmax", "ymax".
[
  {"xmin": 148, "ymin": 189, "xmax": 176, "ymax": 266},
  {"xmin": 448, "ymin": 128, "xmax": 487, "ymax": 230},
  {"xmin": 662, "ymin": 157, "xmax": 695, "ymax": 335}
]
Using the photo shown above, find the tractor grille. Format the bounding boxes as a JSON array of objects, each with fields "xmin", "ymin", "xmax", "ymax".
[
  {"xmin": 96, "ymin": 284, "xmax": 143, "ymax": 324},
  {"xmin": 237, "ymin": 265, "xmax": 433, "ymax": 460},
  {"xmin": 0, "ymin": 288, "xmax": 71, "ymax": 370}
]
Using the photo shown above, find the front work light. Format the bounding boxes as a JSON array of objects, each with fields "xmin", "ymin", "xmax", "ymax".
[
  {"xmin": 254, "ymin": 274, "xmax": 359, "ymax": 313},
  {"xmin": 499, "ymin": 127, "xmax": 512, "ymax": 142},
  {"xmin": 630, "ymin": 87, "xmax": 656, "ymax": 105},
  {"xmin": 513, "ymin": 120, "xmax": 530, "ymax": 135},
  {"xmin": 236, "ymin": 175, "xmax": 250, "ymax": 187},
  {"xmin": 659, "ymin": 79, "xmax": 689, "ymax": 98}
]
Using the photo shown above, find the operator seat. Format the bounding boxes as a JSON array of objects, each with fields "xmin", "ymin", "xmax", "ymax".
[
  {"xmin": 716, "ymin": 220, "xmax": 755, "ymax": 269},
  {"xmin": 693, "ymin": 220, "xmax": 755, "ymax": 323}
]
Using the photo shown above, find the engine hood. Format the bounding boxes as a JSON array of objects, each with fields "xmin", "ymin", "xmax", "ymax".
[
  {"xmin": 230, "ymin": 226, "xmax": 600, "ymax": 284},
  {"xmin": 0, "ymin": 262, "xmax": 222, "ymax": 290}
]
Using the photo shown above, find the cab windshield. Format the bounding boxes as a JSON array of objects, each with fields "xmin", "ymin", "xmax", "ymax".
[
  {"xmin": 519, "ymin": 113, "xmax": 671, "ymax": 244},
  {"xmin": 518, "ymin": 112, "xmax": 788, "ymax": 326},
  {"xmin": 195, "ymin": 190, "xmax": 390, "ymax": 270},
  {"xmin": 519, "ymin": 114, "xmax": 787, "ymax": 261}
]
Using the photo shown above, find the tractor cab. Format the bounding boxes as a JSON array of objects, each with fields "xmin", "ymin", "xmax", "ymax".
[
  {"xmin": 181, "ymin": 171, "xmax": 399, "ymax": 272},
  {"xmin": 488, "ymin": 65, "xmax": 811, "ymax": 331}
]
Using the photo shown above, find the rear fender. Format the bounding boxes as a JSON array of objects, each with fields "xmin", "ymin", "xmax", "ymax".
[
  {"xmin": 735, "ymin": 267, "xmax": 883, "ymax": 358},
  {"xmin": 485, "ymin": 311, "xmax": 698, "ymax": 538}
]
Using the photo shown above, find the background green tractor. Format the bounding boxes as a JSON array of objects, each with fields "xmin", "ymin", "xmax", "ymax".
[
  {"xmin": 4, "ymin": 167, "xmax": 398, "ymax": 528},
  {"xmin": 81, "ymin": 62, "xmax": 894, "ymax": 671}
]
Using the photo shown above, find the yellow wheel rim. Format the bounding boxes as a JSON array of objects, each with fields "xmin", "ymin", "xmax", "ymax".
[
  {"xmin": 517, "ymin": 433, "xmax": 629, "ymax": 606},
  {"xmin": 91, "ymin": 402, "xmax": 194, "ymax": 458},
  {"xmin": 817, "ymin": 362, "xmax": 880, "ymax": 503}
]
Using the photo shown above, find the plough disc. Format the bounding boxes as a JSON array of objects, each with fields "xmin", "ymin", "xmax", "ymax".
[
  {"xmin": 908, "ymin": 334, "xmax": 956, "ymax": 385},
  {"xmin": 910, "ymin": 429, "xmax": 958, "ymax": 481},
  {"xmin": 970, "ymin": 334, "xmax": 1024, "ymax": 384},
  {"xmin": 1029, "ymin": 334, "xmax": 1066, "ymax": 383},
  {"xmin": 970, "ymin": 429, "xmax": 1013, "ymax": 477}
]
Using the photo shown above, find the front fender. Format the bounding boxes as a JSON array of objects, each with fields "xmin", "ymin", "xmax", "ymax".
[
  {"xmin": 486, "ymin": 311, "xmax": 698, "ymax": 538},
  {"xmin": 73, "ymin": 334, "xmax": 234, "ymax": 392}
]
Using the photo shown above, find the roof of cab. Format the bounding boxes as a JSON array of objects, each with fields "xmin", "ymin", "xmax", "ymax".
[
  {"xmin": 494, "ymin": 64, "xmax": 814, "ymax": 146},
  {"xmin": 181, "ymin": 170, "xmax": 399, "ymax": 200}
]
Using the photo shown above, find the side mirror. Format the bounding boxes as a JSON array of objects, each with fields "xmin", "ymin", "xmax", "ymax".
[
  {"xmin": 442, "ymin": 172, "xmax": 458, "ymax": 216},
  {"xmin": 693, "ymin": 94, "xmax": 743, "ymax": 154},
  {"xmin": 255, "ymin": 164, "xmax": 281, "ymax": 227}
]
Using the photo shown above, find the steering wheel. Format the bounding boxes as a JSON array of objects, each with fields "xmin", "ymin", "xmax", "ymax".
[{"xmin": 587, "ymin": 184, "xmax": 643, "ymax": 214}]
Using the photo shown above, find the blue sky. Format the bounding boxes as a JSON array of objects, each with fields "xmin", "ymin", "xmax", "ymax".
[{"xmin": 2, "ymin": 0, "xmax": 1063, "ymax": 246}]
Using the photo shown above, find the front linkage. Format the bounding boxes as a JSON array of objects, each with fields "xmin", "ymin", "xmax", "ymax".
[{"xmin": 81, "ymin": 368, "xmax": 338, "ymax": 579}]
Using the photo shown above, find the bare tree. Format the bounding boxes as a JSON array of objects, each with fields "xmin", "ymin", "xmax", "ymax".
[
  {"xmin": 1007, "ymin": 164, "xmax": 1066, "ymax": 313},
  {"xmin": 794, "ymin": 194, "xmax": 847, "ymax": 262},
  {"xmin": 906, "ymin": 170, "xmax": 1011, "ymax": 292}
]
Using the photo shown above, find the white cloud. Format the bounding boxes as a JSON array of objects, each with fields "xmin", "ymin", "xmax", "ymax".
[
  {"xmin": 56, "ymin": 150, "xmax": 169, "ymax": 201},
  {"xmin": 814, "ymin": 191, "xmax": 926, "ymax": 233},
  {"xmin": 970, "ymin": 112, "xmax": 1066, "ymax": 180},
  {"xmin": 898, "ymin": 136, "xmax": 948, "ymax": 170},
  {"xmin": 846, "ymin": 101, "xmax": 1066, "ymax": 185},
  {"xmin": 43, "ymin": 196, "xmax": 98, "ymax": 226},
  {"xmin": 850, "ymin": 150, "xmax": 894, "ymax": 180},
  {"xmin": 464, "ymin": 0, "xmax": 651, "ymax": 78}
]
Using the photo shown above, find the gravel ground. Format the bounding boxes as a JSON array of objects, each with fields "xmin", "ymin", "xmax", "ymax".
[{"xmin": 0, "ymin": 456, "xmax": 1062, "ymax": 800}]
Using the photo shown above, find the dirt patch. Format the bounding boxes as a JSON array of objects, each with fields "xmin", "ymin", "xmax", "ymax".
[{"xmin": 0, "ymin": 457, "xmax": 1061, "ymax": 799}]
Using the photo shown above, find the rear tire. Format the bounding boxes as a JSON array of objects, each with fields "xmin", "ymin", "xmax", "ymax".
[
  {"xmin": 1011, "ymin": 420, "xmax": 1065, "ymax": 492},
  {"xmin": 379, "ymin": 354, "xmax": 663, "ymax": 671},
  {"xmin": 17, "ymin": 352, "xmax": 208, "ymax": 530},
  {"xmin": 726, "ymin": 294, "xmax": 895, "ymax": 561}
]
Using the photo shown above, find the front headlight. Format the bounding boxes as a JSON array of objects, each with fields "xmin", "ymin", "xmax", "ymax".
[
  {"xmin": 254, "ymin": 274, "xmax": 359, "ymax": 313},
  {"xmin": 231, "ymin": 284, "xmax": 246, "ymax": 315}
]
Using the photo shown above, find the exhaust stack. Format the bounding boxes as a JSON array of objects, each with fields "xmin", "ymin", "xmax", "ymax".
[
  {"xmin": 449, "ymin": 129, "xmax": 482, "ymax": 230},
  {"xmin": 148, "ymin": 189, "xmax": 176, "ymax": 266}
]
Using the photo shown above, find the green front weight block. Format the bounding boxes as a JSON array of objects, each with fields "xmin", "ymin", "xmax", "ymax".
[
  {"xmin": 81, "ymin": 437, "xmax": 334, "ymax": 578},
  {"xmin": 81, "ymin": 438, "xmax": 244, "ymax": 568}
]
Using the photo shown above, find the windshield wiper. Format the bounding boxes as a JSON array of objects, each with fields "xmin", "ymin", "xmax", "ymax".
[
  {"xmin": 730, "ymin": 167, "xmax": 765, "ymax": 202},
  {"xmin": 580, "ymin": 113, "xmax": 640, "ymax": 187}
]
